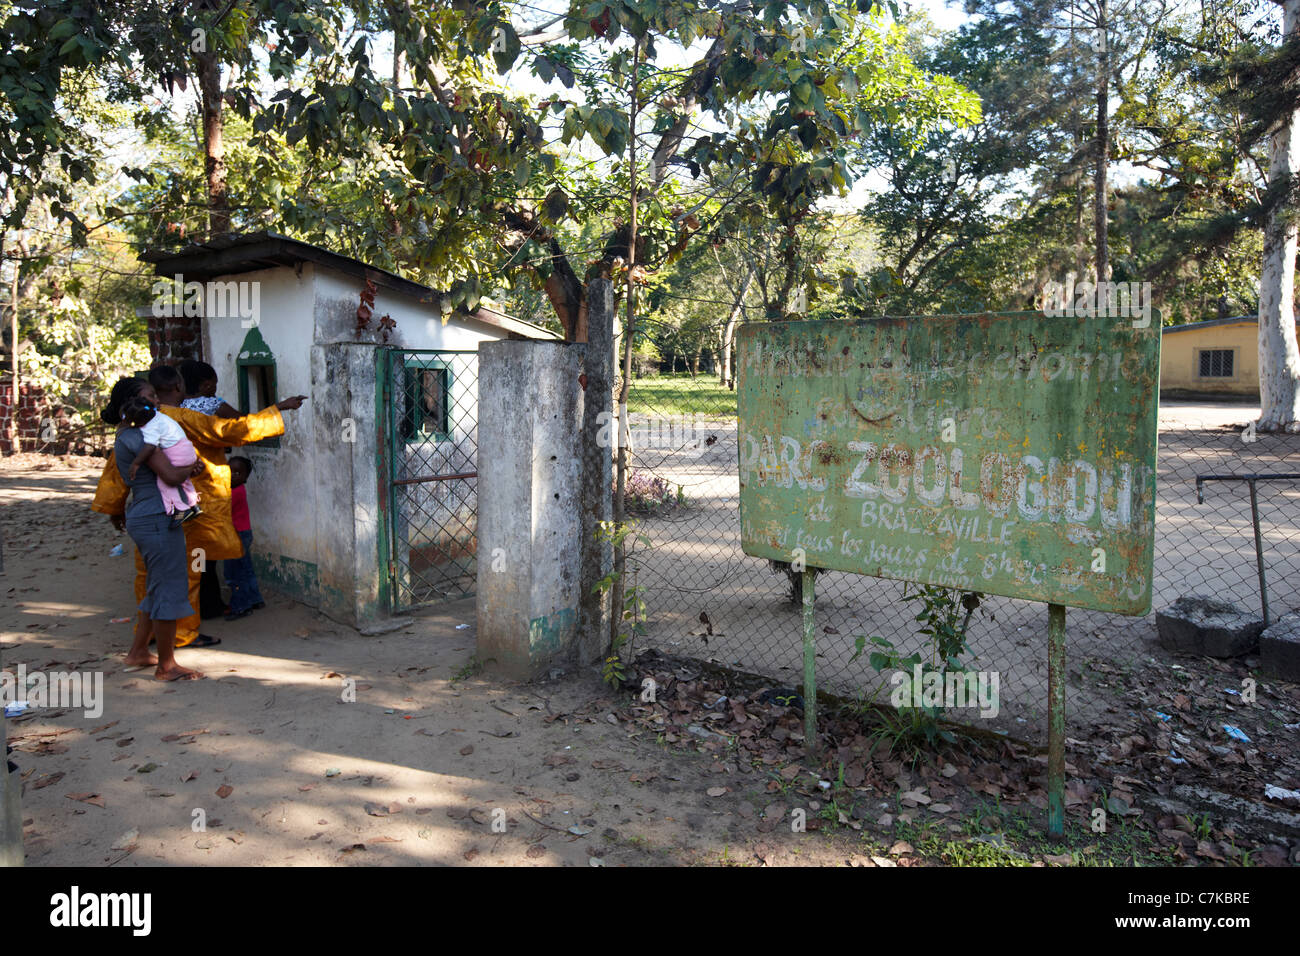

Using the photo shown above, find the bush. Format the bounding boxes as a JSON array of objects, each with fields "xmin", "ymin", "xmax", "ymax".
[{"xmin": 621, "ymin": 468, "xmax": 685, "ymax": 515}]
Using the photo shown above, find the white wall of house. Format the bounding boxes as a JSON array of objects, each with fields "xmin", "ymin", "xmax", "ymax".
[
  {"xmin": 198, "ymin": 260, "xmax": 508, "ymax": 625},
  {"xmin": 202, "ymin": 266, "xmax": 319, "ymax": 602}
]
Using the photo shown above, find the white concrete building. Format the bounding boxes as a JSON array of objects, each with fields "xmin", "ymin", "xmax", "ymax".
[{"xmin": 142, "ymin": 232, "xmax": 558, "ymax": 627}]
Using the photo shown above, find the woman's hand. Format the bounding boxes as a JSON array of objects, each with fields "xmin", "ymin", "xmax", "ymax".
[
  {"xmin": 189, "ymin": 460, "xmax": 206, "ymax": 478},
  {"xmin": 110, "ymin": 514, "xmax": 125, "ymax": 532},
  {"xmin": 276, "ymin": 395, "xmax": 308, "ymax": 411}
]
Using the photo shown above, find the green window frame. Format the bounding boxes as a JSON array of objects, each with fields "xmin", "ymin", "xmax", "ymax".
[
  {"xmin": 236, "ymin": 326, "xmax": 280, "ymax": 448},
  {"xmin": 400, "ymin": 358, "xmax": 452, "ymax": 443}
]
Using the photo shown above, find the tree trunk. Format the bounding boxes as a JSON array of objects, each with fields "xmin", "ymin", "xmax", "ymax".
[
  {"xmin": 1093, "ymin": 0, "xmax": 1109, "ymax": 286},
  {"xmin": 611, "ymin": 38, "xmax": 641, "ymax": 656},
  {"xmin": 195, "ymin": 49, "xmax": 228, "ymax": 237},
  {"xmin": 719, "ymin": 265, "xmax": 755, "ymax": 389},
  {"xmin": 1074, "ymin": 125, "xmax": 1087, "ymax": 285},
  {"xmin": 1258, "ymin": 0, "xmax": 1300, "ymax": 432},
  {"xmin": 6, "ymin": 240, "xmax": 18, "ymax": 453}
]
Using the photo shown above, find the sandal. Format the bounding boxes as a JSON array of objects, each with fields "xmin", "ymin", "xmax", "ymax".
[{"xmin": 186, "ymin": 634, "xmax": 222, "ymax": 648}]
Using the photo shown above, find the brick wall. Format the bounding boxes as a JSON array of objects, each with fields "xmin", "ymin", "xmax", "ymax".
[
  {"xmin": 146, "ymin": 310, "xmax": 204, "ymax": 364},
  {"xmin": 0, "ymin": 377, "xmax": 46, "ymax": 453}
]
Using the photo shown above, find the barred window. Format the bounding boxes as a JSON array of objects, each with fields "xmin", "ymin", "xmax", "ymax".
[
  {"xmin": 401, "ymin": 364, "xmax": 451, "ymax": 441},
  {"xmin": 1198, "ymin": 349, "xmax": 1234, "ymax": 378}
]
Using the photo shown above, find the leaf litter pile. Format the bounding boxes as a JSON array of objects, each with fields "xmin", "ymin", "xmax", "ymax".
[{"xmin": 587, "ymin": 648, "xmax": 1300, "ymax": 866}]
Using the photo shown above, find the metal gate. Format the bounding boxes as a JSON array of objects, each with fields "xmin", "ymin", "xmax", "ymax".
[{"xmin": 380, "ymin": 348, "xmax": 479, "ymax": 610}]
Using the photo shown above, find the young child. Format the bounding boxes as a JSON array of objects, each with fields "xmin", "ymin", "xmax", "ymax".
[
  {"xmin": 121, "ymin": 396, "xmax": 202, "ymax": 526},
  {"xmin": 179, "ymin": 359, "xmax": 240, "ymax": 418},
  {"xmin": 224, "ymin": 456, "xmax": 265, "ymax": 620}
]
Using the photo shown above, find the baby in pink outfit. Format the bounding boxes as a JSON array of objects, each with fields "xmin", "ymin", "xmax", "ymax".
[{"xmin": 120, "ymin": 396, "xmax": 201, "ymax": 524}]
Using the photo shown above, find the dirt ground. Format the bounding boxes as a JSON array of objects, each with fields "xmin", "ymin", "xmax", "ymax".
[
  {"xmin": 0, "ymin": 454, "xmax": 896, "ymax": 867},
  {"xmin": 4, "ymin": 453, "xmax": 1298, "ymax": 867}
]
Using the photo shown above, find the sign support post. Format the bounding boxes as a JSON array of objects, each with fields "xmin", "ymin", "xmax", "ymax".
[
  {"xmin": 737, "ymin": 313, "xmax": 1159, "ymax": 841},
  {"xmin": 802, "ymin": 568, "xmax": 818, "ymax": 757},
  {"xmin": 1047, "ymin": 602, "xmax": 1066, "ymax": 840}
]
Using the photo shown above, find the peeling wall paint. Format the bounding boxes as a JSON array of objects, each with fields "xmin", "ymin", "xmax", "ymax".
[{"xmin": 528, "ymin": 608, "xmax": 577, "ymax": 657}]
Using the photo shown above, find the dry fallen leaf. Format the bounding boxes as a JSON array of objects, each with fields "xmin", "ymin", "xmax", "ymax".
[
  {"xmin": 32, "ymin": 772, "xmax": 64, "ymax": 790},
  {"xmin": 216, "ymin": 784, "xmax": 233, "ymax": 799},
  {"xmin": 65, "ymin": 792, "xmax": 105, "ymax": 808}
]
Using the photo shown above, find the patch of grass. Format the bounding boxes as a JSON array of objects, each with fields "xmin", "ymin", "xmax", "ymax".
[
  {"xmin": 921, "ymin": 835, "xmax": 1034, "ymax": 867},
  {"xmin": 1185, "ymin": 812, "xmax": 1213, "ymax": 841},
  {"xmin": 714, "ymin": 844, "xmax": 754, "ymax": 866},
  {"xmin": 937, "ymin": 796, "xmax": 1176, "ymax": 867},
  {"xmin": 450, "ymin": 655, "xmax": 486, "ymax": 684},
  {"xmin": 627, "ymin": 373, "xmax": 737, "ymax": 419}
]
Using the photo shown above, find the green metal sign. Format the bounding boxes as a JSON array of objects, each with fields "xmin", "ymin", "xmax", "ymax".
[{"xmin": 738, "ymin": 312, "xmax": 1160, "ymax": 615}]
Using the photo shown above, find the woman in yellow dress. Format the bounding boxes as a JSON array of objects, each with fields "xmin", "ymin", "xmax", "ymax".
[{"xmin": 92, "ymin": 366, "xmax": 306, "ymax": 648}]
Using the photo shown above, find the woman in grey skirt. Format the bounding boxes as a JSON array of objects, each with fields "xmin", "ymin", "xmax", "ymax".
[{"xmin": 104, "ymin": 377, "xmax": 207, "ymax": 682}]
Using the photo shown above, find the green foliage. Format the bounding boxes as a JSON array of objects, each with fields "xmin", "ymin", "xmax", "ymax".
[
  {"xmin": 851, "ymin": 584, "xmax": 984, "ymax": 749},
  {"xmin": 22, "ymin": 293, "xmax": 150, "ymax": 432},
  {"xmin": 593, "ymin": 519, "xmax": 651, "ymax": 688},
  {"xmin": 2, "ymin": 0, "xmax": 979, "ymax": 337}
]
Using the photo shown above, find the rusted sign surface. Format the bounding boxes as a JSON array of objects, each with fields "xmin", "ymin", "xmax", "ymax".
[{"xmin": 737, "ymin": 313, "xmax": 1160, "ymax": 615}]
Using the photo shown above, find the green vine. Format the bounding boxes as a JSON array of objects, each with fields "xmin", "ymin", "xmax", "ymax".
[{"xmin": 593, "ymin": 519, "xmax": 650, "ymax": 688}]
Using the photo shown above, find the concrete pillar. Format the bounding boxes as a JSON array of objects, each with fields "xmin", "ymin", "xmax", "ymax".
[
  {"xmin": 476, "ymin": 341, "xmax": 583, "ymax": 678},
  {"xmin": 0, "ymin": 708, "xmax": 22, "ymax": 866},
  {"xmin": 310, "ymin": 344, "xmax": 384, "ymax": 628},
  {"xmin": 579, "ymin": 279, "xmax": 615, "ymax": 665}
]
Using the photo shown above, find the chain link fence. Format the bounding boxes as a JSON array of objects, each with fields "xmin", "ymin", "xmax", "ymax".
[{"xmin": 623, "ymin": 341, "xmax": 1300, "ymax": 741}]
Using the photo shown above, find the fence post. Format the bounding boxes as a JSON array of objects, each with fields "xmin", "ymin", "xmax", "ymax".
[
  {"xmin": 579, "ymin": 279, "xmax": 615, "ymax": 665},
  {"xmin": 1047, "ymin": 602, "xmax": 1067, "ymax": 840},
  {"xmin": 802, "ymin": 567, "xmax": 818, "ymax": 758},
  {"xmin": 0, "ymin": 701, "xmax": 21, "ymax": 865},
  {"xmin": 1248, "ymin": 479, "xmax": 1269, "ymax": 627}
]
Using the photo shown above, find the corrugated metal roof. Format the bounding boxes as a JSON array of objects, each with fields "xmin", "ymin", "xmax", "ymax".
[
  {"xmin": 141, "ymin": 232, "xmax": 560, "ymax": 341},
  {"xmin": 1162, "ymin": 316, "xmax": 1256, "ymax": 334}
]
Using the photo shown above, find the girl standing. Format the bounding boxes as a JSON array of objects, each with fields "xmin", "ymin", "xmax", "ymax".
[{"xmin": 104, "ymin": 377, "xmax": 205, "ymax": 682}]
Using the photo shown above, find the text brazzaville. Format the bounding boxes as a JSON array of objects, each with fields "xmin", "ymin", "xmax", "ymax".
[{"xmin": 740, "ymin": 436, "xmax": 1141, "ymax": 540}]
